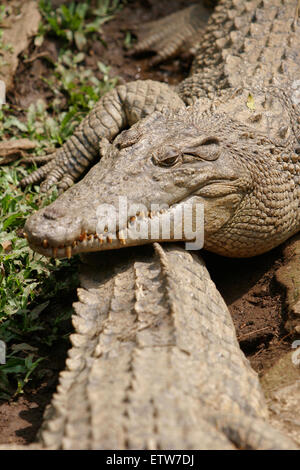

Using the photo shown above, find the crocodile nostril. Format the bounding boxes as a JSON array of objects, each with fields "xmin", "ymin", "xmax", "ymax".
[{"xmin": 44, "ymin": 206, "xmax": 66, "ymax": 220}]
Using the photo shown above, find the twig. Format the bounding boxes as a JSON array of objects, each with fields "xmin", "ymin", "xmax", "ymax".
[
  {"xmin": 23, "ymin": 52, "xmax": 52, "ymax": 64},
  {"xmin": 238, "ymin": 326, "xmax": 270, "ymax": 341}
]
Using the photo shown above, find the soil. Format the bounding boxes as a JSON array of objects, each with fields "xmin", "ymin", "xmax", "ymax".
[
  {"xmin": 0, "ymin": 0, "xmax": 298, "ymax": 447},
  {"xmin": 203, "ymin": 247, "xmax": 292, "ymax": 373}
]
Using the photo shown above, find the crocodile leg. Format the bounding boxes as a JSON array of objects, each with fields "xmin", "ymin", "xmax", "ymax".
[
  {"xmin": 130, "ymin": 4, "xmax": 211, "ymax": 65},
  {"xmin": 20, "ymin": 81, "xmax": 184, "ymax": 193},
  {"xmin": 37, "ymin": 244, "xmax": 297, "ymax": 450}
]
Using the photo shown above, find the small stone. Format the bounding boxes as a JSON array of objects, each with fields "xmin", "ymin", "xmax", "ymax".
[{"xmin": 292, "ymin": 300, "xmax": 300, "ymax": 316}]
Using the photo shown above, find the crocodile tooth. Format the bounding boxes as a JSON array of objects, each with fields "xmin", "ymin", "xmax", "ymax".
[
  {"xmin": 87, "ymin": 234, "xmax": 93, "ymax": 241},
  {"xmin": 42, "ymin": 239, "xmax": 48, "ymax": 248},
  {"xmin": 65, "ymin": 246, "xmax": 72, "ymax": 259},
  {"xmin": 107, "ymin": 235, "xmax": 113, "ymax": 244},
  {"xmin": 117, "ymin": 230, "xmax": 126, "ymax": 245},
  {"xmin": 79, "ymin": 232, "xmax": 87, "ymax": 242},
  {"xmin": 98, "ymin": 235, "xmax": 103, "ymax": 244},
  {"xmin": 72, "ymin": 240, "xmax": 77, "ymax": 248},
  {"xmin": 23, "ymin": 232, "xmax": 28, "ymax": 239},
  {"xmin": 52, "ymin": 247, "xmax": 58, "ymax": 258}
]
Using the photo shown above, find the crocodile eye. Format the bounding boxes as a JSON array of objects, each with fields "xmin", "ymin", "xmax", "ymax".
[
  {"xmin": 152, "ymin": 147, "xmax": 182, "ymax": 167},
  {"xmin": 159, "ymin": 155, "xmax": 180, "ymax": 167}
]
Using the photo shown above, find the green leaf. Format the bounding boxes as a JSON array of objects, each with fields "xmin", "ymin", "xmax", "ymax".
[
  {"xmin": 74, "ymin": 31, "xmax": 87, "ymax": 50},
  {"xmin": 73, "ymin": 52, "xmax": 85, "ymax": 63},
  {"xmin": 34, "ymin": 35, "xmax": 44, "ymax": 47},
  {"xmin": 66, "ymin": 29, "xmax": 73, "ymax": 43},
  {"xmin": 3, "ymin": 212, "xmax": 23, "ymax": 230}
]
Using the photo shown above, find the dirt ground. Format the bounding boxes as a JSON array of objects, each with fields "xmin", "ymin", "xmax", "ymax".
[{"xmin": 0, "ymin": 0, "xmax": 298, "ymax": 446}]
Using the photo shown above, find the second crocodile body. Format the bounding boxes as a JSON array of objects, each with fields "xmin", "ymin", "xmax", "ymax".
[{"xmin": 17, "ymin": 0, "xmax": 300, "ymax": 451}]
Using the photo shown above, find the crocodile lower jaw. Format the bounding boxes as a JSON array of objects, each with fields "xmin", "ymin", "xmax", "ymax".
[
  {"xmin": 25, "ymin": 201, "xmax": 200, "ymax": 259},
  {"xmin": 27, "ymin": 235, "xmax": 176, "ymax": 258}
]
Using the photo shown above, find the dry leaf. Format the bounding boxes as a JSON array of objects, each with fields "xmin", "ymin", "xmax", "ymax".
[
  {"xmin": 0, "ymin": 1, "xmax": 41, "ymax": 92},
  {"xmin": 0, "ymin": 138, "xmax": 37, "ymax": 164},
  {"xmin": 246, "ymin": 93, "xmax": 255, "ymax": 111},
  {"xmin": 1, "ymin": 240, "xmax": 12, "ymax": 252}
]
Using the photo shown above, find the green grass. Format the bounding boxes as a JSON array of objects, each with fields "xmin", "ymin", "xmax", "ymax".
[
  {"xmin": 0, "ymin": 0, "xmax": 124, "ymax": 399},
  {"xmin": 37, "ymin": 0, "xmax": 123, "ymax": 50}
]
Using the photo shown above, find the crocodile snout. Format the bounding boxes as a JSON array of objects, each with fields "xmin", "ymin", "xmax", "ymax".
[
  {"xmin": 44, "ymin": 205, "xmax": 67, "ymax": 220},
  {"xmin": 24, "ymin": 207, "xmax": 83, "ymax": 257}
]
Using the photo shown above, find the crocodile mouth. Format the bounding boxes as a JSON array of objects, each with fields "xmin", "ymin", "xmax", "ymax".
[
  {"xmin": 25, "ymin": 199, "xmax": 201, "ymax": 259},
  {"xmin": 24, "ymin": 177, "xmax": 242, "ymax": 259}
]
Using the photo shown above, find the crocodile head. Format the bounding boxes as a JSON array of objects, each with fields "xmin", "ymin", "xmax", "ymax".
[{"xmin": 24, "ymin": 100, "xmax": 300, "ymax": 258}]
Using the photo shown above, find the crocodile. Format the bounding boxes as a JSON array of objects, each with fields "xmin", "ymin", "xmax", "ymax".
[
  {"xmin": 1, "ymin": 244, "xmax": 297, "ymax": 449},
  {"xmin": 15, "ymin": 0, "xmax": 300, "ymax": 449},
  {"xmin": 23, "ymin": 0, "xmax": 300, "ymax": 260},
  {"xmin": 27, "ymin": 244, "xmax": 299, "ymax": 449}
]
